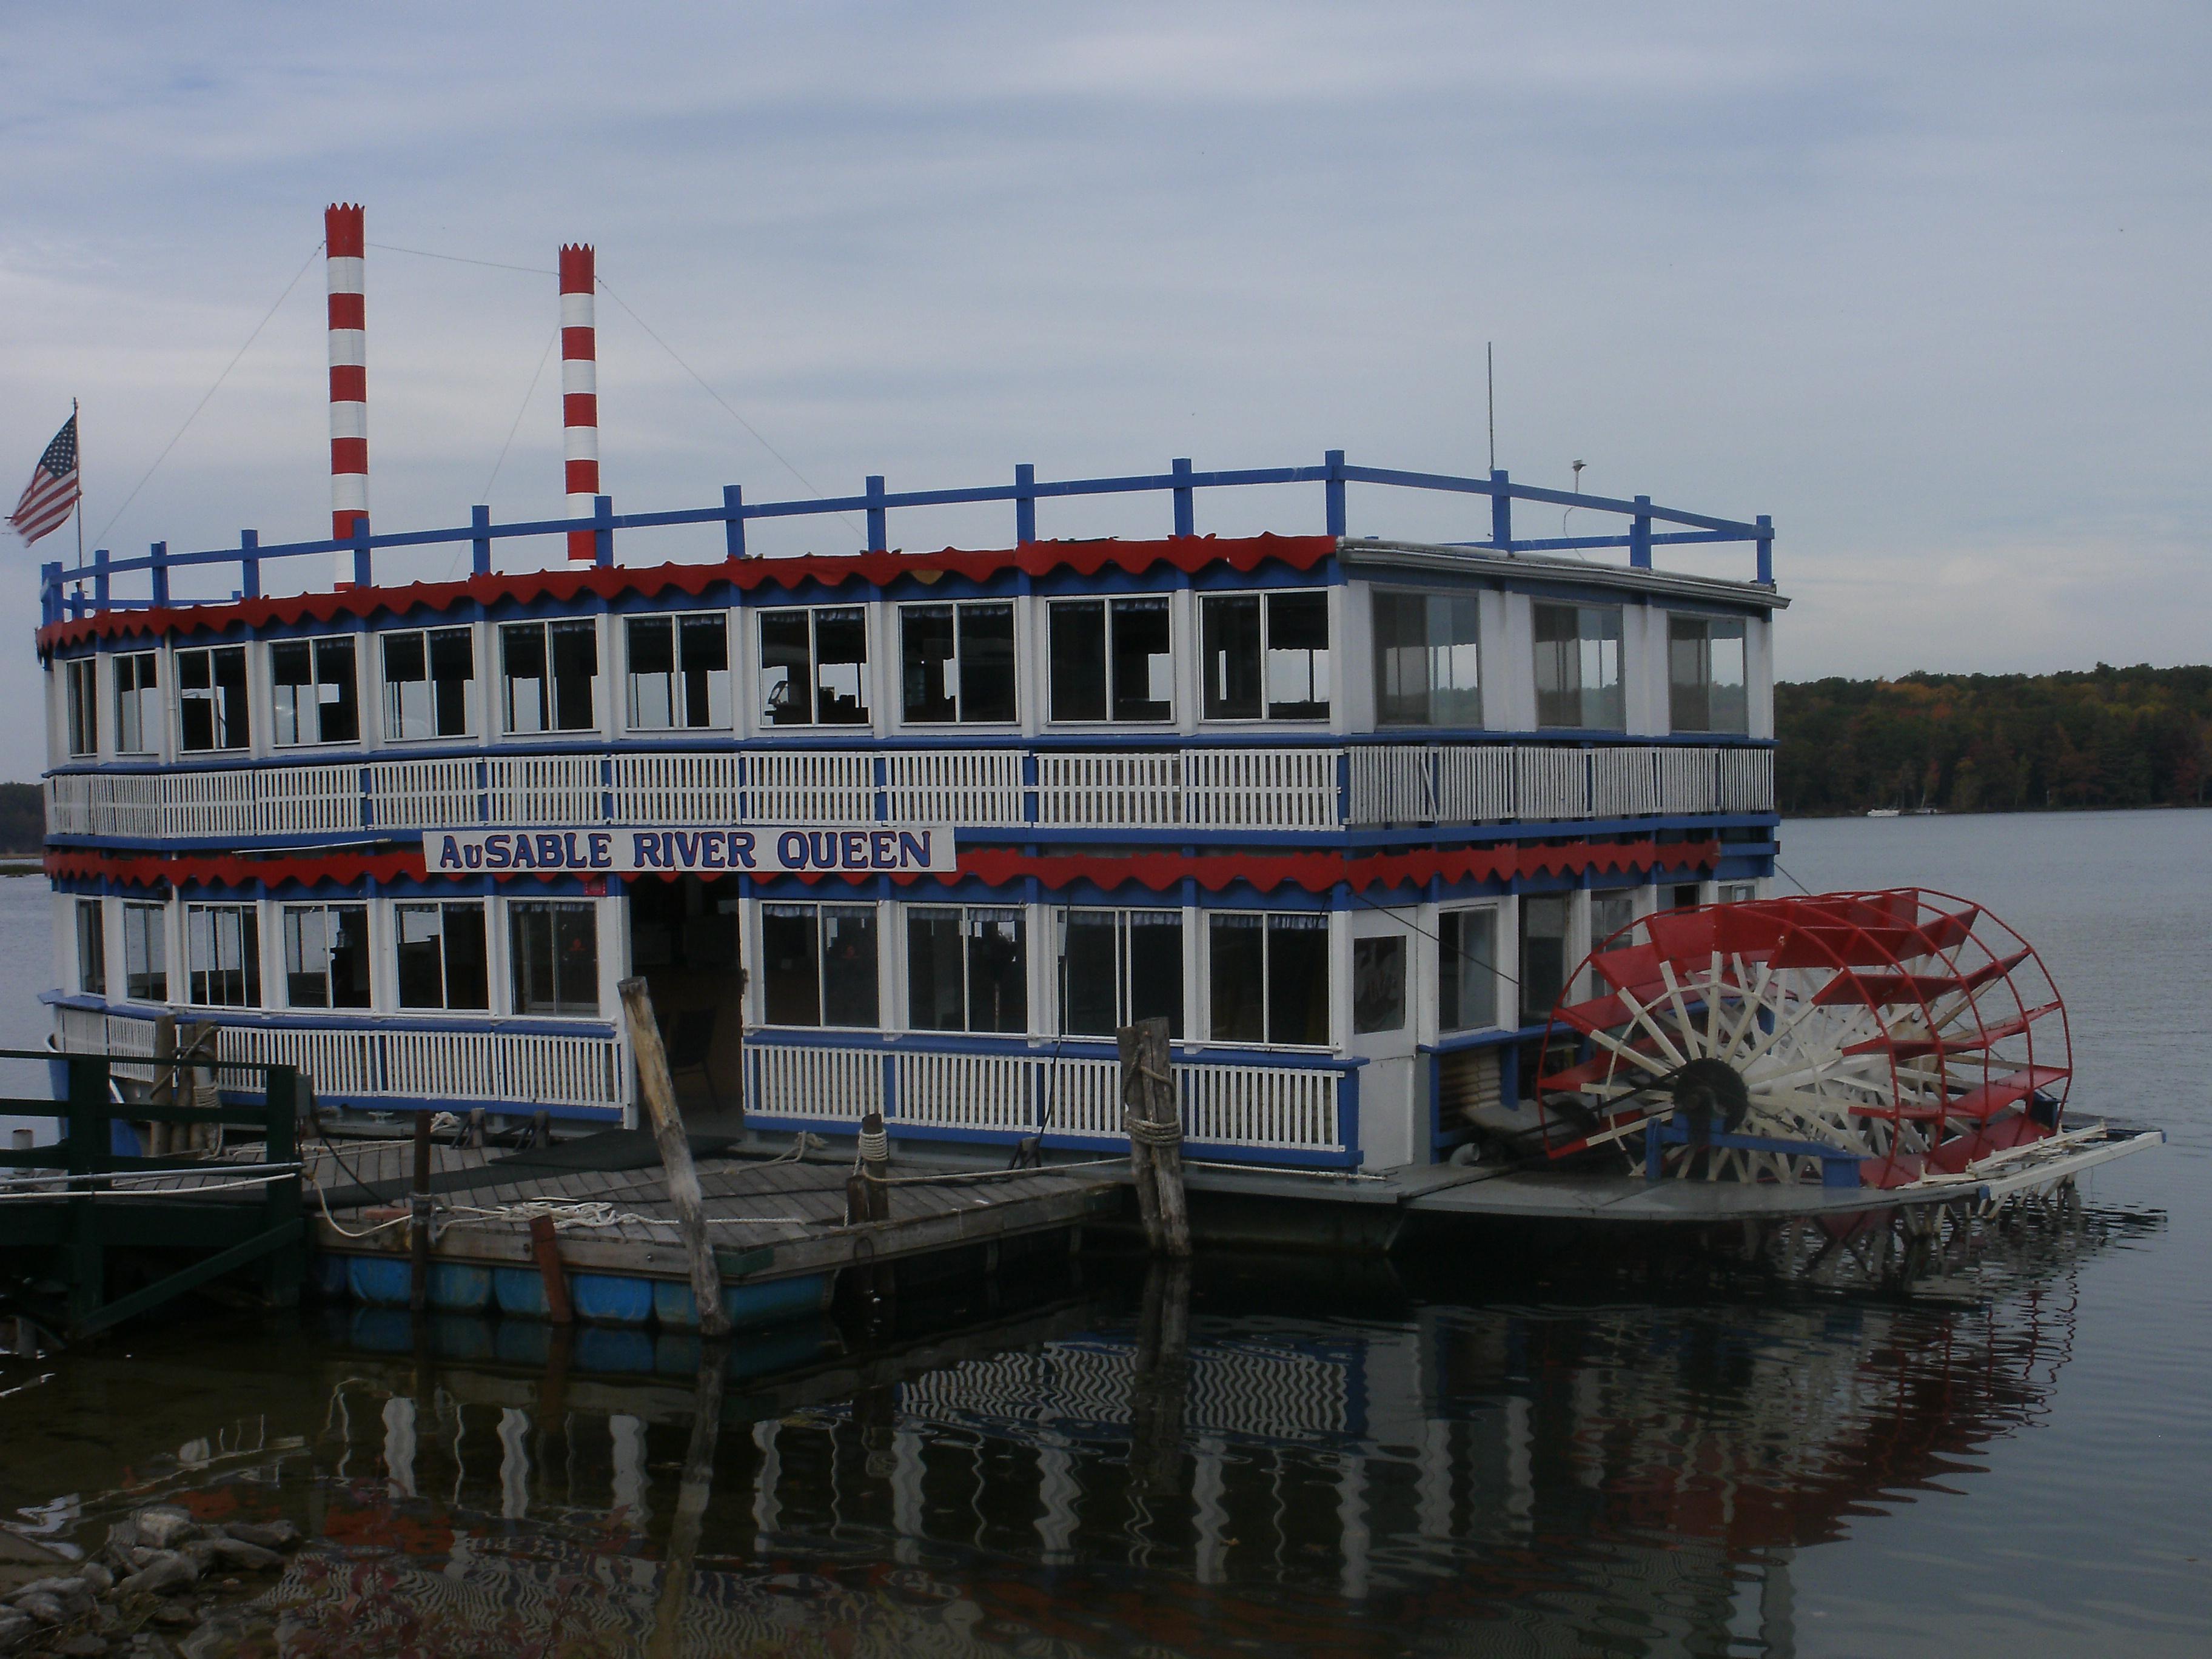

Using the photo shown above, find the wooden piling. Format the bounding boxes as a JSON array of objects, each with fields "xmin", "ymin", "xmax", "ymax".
[
  {"xmin": 529, "ymin": 1215, "xmax": 572, "ymax": 1325},
  {"xmin": 859, "ymin": 1109, "xmax": 891, "ymax": 1224},
  {"xmin": 1119, "ymin": 1016, "xmax": 1190, "ymax": 1258},
  {"xmin": 620, "ymin": 976, "xmax": 731, "ymax": 1338}
]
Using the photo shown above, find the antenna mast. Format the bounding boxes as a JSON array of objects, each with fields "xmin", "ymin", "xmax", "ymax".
[{"xmin": 1486, "ymin": 342, "xmax": 1495, "ymax": 473}]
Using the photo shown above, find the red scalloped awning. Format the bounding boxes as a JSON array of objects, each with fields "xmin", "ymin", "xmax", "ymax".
[
  {"xmin": 47, "ymin": 837, "xmax": 1720, "ymax": 897},
  {"xmin": 37, "ymin": 533, "xmax": 1337, "ymax": 651}
]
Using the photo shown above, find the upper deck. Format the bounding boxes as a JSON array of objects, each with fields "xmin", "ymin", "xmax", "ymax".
[{"xmin": 37, "ymin": 455, "xmax": 1783, "ymax": 854}]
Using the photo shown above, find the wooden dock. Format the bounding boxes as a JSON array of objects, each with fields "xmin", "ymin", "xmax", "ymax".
[{"xmin": 304, "ymin": 1133, "xmax": 1125, "ymax": 1322}]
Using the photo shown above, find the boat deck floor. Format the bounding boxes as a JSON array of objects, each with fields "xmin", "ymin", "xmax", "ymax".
[
  {"xmin": 1168, "ymin": 1122, "xmax": 2164, "ymax": 1222},
  {"xmin": 299, "ymin": 1137, "xmax": 1122, "ymax": 1285}
]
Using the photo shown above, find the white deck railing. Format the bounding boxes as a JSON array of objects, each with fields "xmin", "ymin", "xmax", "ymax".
[
  {"xmin": 746, "ymin": 1041, "xmax": 1349, "ymax": 1156},
  {"xmin": 44, "ymin": 740, "xmax": 1774, "ymax": 844},
  {"xmin": 1364, "ymin": 742, "xmax": 1772, "ymax": 826},
  {"xmin": 887, "ymin": 750, "xmax": 1025, "ymax": 826},
  {"xmin": 50, "ymin": 1006, "xmax": 625, "ymax": 1112}
]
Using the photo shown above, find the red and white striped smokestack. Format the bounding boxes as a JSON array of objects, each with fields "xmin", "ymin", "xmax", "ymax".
[
  {"xmin": 559, "ymin": 244, "xmax": 598, "ymax": 566},
  {"xmin": 325, "ymin": 204, "xmax": 368, "ymax": 587}
]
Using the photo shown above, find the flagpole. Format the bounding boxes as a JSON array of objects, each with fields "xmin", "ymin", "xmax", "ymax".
[{"xmin": 73, "ymin": 397, "xmax": 82, "ymax": 574}]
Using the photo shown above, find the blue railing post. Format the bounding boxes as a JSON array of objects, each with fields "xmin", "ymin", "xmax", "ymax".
[
  {"xmin": 1756, "ymin": 514, "xmax": 1774, "ymax": 584},
  {"xmin": 722, "ymin": 484, "xmax": 746, "ymax": 560},
  {"xmin": 1629, "ymin": 496, "xmax": 1652, "ymax": 569},
  {"xmin": 471, "ymin": 504, "xmax": 492, "ymax": 575},
  {"xmin": 594, "ymin": 494, "xmax": 614, "ymax": 568},
  {"xmin": 1171, "ymin": 457, "xmax": 1195, "ymax": 538},
  {"xmin": 149, "ymin": 542, "xmax": 170, "ymax": 608},
  {"xmin": 67, "ymin": 583, "xmax": 83, "ymax": 620},
  {"xmin": 1489, "ymin": 471, "xmax": 1511, "ymax": 549},
  {"xmin": 92, "ymin": 548, "xmax": 109, "ymax": 613},
  {"xmin": 1014, "ymin": 463, "xmax": 1036, "ymax": 544},
  {"xmin": 350, "ymin": 520, "xmax": 372, "ymax": 588},
  {"xmin": 241, "ymin": 529, "xmax": 261, "ymax": 598},
  {"xmin": 1324, "ymin": 449, "xmax": 1347, "ymax": 538},
  {"xmin": 865, "ymin": 475, "xmax": 888, "ymax": 552}
]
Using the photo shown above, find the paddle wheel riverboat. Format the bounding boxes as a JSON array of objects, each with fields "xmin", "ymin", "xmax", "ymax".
[{"xmin": 29, "ymin": 209, "xmax": 2155, "ymax": 1223}]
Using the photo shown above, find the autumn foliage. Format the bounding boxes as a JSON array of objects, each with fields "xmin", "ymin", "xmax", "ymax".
[{"xmin": 1777, "ymin": 665, "xmax": 2212, "ymax": 815}]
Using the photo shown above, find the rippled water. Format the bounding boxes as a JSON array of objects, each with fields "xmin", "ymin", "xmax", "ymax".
[{"xmin": 0, "ymin": 812, "xmax": 2206, "ymax": 1657}]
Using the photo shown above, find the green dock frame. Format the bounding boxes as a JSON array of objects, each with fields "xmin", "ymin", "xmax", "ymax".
[{"xmin": 0, "ymin": 1048, "xmax": 305, "ymax": 1341}]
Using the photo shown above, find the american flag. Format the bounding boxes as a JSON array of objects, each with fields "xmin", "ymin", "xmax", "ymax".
[{"xmin": 10, "ymin": 414, "xmax": 79, "ymax": 546}]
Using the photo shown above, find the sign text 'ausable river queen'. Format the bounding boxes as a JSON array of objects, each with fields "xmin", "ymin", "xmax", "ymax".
[{"xmin": 423, "ymin": 825, "xmax": 958, "ymax": 876}]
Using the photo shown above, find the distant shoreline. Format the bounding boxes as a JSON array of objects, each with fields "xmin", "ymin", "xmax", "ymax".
[{"xmin": 1784, "ymin": 802, "xmax": 2209, "ymax": 821}]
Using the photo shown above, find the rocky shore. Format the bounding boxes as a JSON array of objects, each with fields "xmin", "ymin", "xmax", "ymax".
[{"xmin": 0, "ymin": 1506, "xmax": 301, "ymax": 1658}]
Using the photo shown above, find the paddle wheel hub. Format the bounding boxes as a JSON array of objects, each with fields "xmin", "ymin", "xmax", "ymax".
[{"xmin": 1535, "ymin": 889, "xmax": 2072, "ymax": 1187}]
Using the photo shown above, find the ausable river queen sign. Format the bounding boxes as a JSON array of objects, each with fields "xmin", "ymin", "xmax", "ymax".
[{"xmin": 422, "ymin": 824, "xmax": 959, "ymax": 876}]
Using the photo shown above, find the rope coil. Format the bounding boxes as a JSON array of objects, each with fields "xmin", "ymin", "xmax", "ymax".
[
  {"xmin": 857, "ymin": 1125, "xmax": 888, "ymax": 1164},
  {"xmin": 1124, "ymin": 1113, "xmax": 1184, "ymax": 1149}
]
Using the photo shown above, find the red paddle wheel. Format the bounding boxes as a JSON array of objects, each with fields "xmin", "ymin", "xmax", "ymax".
[{"xmin": 1534, "ymin": 890, "xmax": 2071, "ymax": 1187}]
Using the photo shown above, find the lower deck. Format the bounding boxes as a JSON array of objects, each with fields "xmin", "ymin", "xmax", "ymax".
[{"xmin": 45, "ymin": 860, "xmax": 1773, "ymax": 1176}]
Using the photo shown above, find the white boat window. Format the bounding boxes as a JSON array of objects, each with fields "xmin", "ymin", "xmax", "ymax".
[
  {"xmin": 1047, "ymin": 598, "xmax": 1173, "ymax": 724},
  {"xmin": 1439, "ymin": 907, "xmax": 1500, "ymax": 1034},
  {"xmin": 626, "ymin": 613, "xmax": 731, "ymax": 731},
  {"xmin": 186, "ymin": 902, "xmax": 260, "ymax": 1009},
  {"xmin": 899, "ymin": 602, "xmax": 1016, "ymax": 725},
  {"xmin": 281, "ymin": 903, "xmax": 370, "ymax": 1010},
  {"xmin": 1590, "ymin": 890, "xmax": 1638, "ymax": 947},
  {"xmin": 757, "ymin": 606, "xmax": 869, "ymax": 727},
  {"xmin": 760, "ymin": 902, "xmax": 879, "ymax": 1028},
  {"xmin": 270, "ymin": 637, "xmax": 360, "ymax": 748},
  {"xmin": 1533, "ymin": 603, "xmax": 1624, "ymax": 731},
  {"xmin": 122, "ymin": 902, "xmax": 167, "ymax": 1002},
  {"xmin": 1200, "ymin": 591, "xmax": 1330, "ymax": 722},
  {"xmin": 176, "ymin": 645, "xmax": 250, "ymax": 752},
  {"xmin": 508, "ymin": 900, "xmax": 598, "ymax": 1016},
  {"xmin": 1057, "ymin": 908, "xmax": 1182, "ymax": 1037},
  {"xmin": 1207, "ymin": 911, "xmax": 1330, "ymax": 1045},
  {"xmin": 1352, "ymin": 935, "xmax": 1407, "ymax": 1034},
  {"xmin": 75, "ymin": 898, "xmax": 105, "ymax": 997},
  {"xmin": 500, "ymin": 619, "xmax": 598, "ymax": 735},
  {"xmin": 64, "ymin": 658, "xmax": 98, "ymax": 757},
  {"xmin": 395, "ymin": 902, "xmax": 489, "ymax": 1011},
  {"xmin": 1373, "ymin": 591, "xmax": 1481, "ymax": 727},
  {"xmin": 114, "ymin": 652, "xmax": 159, "ymax": 754},
  {"xmin": 381, "ymin": 626, "xmax": 475, "ymax": 741},
  {"xmin": 1668, "ymin": 615, "xmax": 1748, "ymax": 734},
  {"xmin": 907, "ymin": 905, "xmax": 1026, "ymax": 1033}
]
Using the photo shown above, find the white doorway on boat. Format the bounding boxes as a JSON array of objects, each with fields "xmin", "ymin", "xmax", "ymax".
[
  {"xmin": 623, "ymin": 874, "xmax": 744, "ymax": 1122},
  {"xmin": 1349, "ymin": 904, "xmax": 1419, "ymax": 1168}
]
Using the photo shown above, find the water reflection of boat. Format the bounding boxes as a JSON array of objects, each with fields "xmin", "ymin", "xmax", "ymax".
[{"xmin": 1, "ymin": 1201, "xmax": 2152, "ymax": 1657}]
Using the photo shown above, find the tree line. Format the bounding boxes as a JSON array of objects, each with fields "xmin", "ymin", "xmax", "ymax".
[
  {"xmin": 1775, "ymin": 665, "xmax": 2212, "ymax": 816},
  {"xmin": 0, "ymin": 783, "xmax": 39, "ymax": 854}
]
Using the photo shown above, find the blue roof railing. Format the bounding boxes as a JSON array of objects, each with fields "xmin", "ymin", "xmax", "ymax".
[{"xmin": 39, "ymin": 451, "xmax": 1775, "ymax": 626}]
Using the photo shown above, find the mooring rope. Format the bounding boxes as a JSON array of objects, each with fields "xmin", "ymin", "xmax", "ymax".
[{"xmin": 1123, "ymin": 1113, "xmax": 1184, "ymax": 1149}]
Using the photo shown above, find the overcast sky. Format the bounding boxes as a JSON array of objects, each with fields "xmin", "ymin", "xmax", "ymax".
[{"xmin": 2, "ymin": 2, "xmax": 2206, "ymax": 780}]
